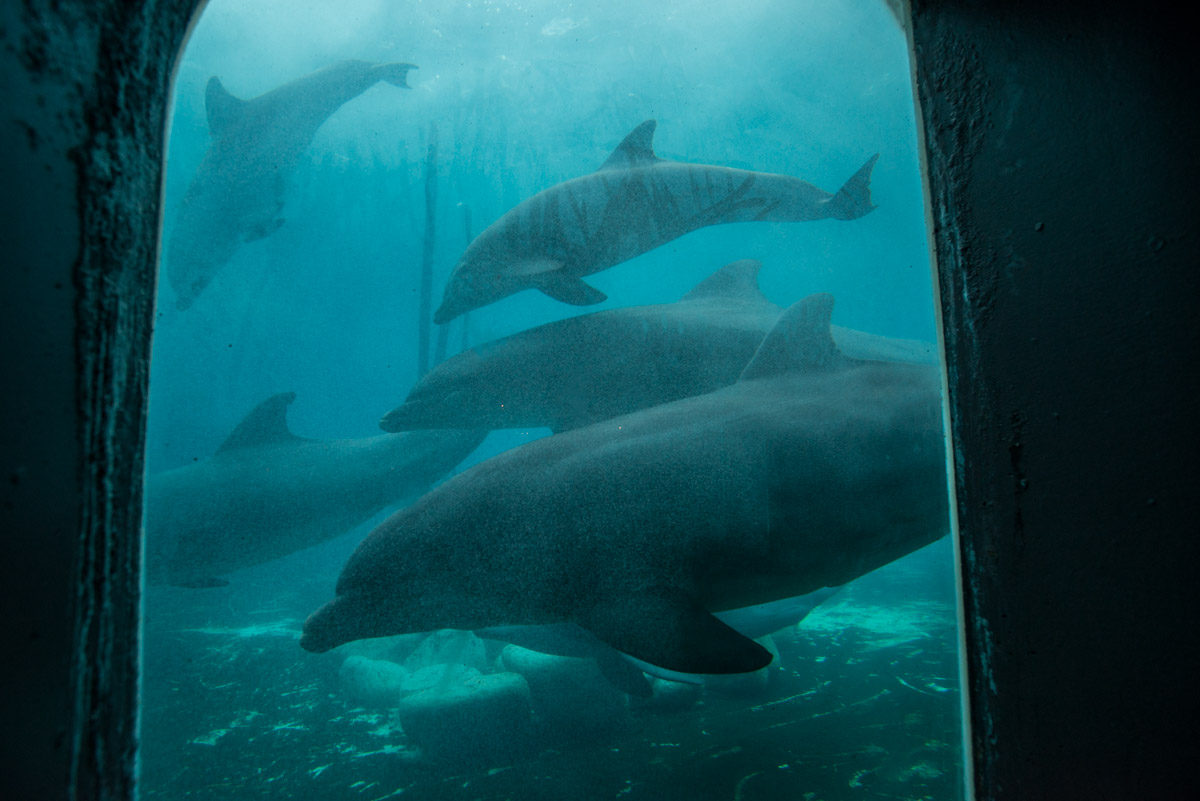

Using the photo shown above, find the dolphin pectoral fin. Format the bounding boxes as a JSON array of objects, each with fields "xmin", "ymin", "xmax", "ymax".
[
  {"xmin": 510, "ymin": 258, "xmax": 565, "ymax": 277},
  {"xmin": 582, "ymin": 589, "xmax": 773, "ymax": 674},
  {"xmin": 535, "ymin": 273, "xmax": 608, "ymax": 307},
  {"xmin": 244, "ymin": 218, "xmax": 285, "ymax": 243}
]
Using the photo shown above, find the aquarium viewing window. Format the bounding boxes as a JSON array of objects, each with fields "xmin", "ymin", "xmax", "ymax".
[{"xmin": 140, "ymin": 1, "xmax": 971, "ymax": 798}]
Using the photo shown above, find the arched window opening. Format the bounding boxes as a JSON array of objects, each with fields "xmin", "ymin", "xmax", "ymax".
[{"xmin": 140, "ymin": 1, "xmax": 970, "ymax": 798}]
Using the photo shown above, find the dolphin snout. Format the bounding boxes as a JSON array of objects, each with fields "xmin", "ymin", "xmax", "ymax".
[
  {"xmin": 300, "ymin": 598, "xmax": 352, "ymax": 653},
  {"xmin": 379, "ymin": 400, "xmax": 429, "ymax": 432},
  {"xmin": 433, "ymin": 277, "xmax": 479, "ymax": 325},
  {"xmin": 432, "ymin": 299, "xmax": 460, "ymax": 326},
  {"xmin": 380, "ymin": 395, "xmax": 462, "ymax": 432}
]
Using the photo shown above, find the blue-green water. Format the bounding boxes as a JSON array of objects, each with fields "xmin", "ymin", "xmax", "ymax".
[{"xmin": 141, "ymin": 1, "xmax": 965, "ymax": 798}]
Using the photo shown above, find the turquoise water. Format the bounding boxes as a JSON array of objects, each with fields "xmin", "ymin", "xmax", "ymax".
[{"xmin": 141, "ymin": 1, "xmax": 965, "ymax": 798}]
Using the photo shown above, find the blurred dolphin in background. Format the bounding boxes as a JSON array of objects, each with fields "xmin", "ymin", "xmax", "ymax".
[
  {"xmin": 166, "ymin": 59, "xmax": 416, "ymax": 310},
  {"xmin": 144, "ymin": 392, "xmax": 482, "ymax": 588}
]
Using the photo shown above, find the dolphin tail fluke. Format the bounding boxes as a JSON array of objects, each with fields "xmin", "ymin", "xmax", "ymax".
[
  {"xmin": 375, "ymin": 62, "xmax": 418, "ymax": 88},
  {"xmin": 828, "ymin": 154, "xmax": 879, "ymax": 220}
]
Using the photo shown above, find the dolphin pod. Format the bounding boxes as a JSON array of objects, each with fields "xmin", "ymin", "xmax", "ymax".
[
  {"xmin": 167, "ymin": 59, "xmax": 416, "ymax": 311},
  {"xmin": 432, "ymin": 119, "xmax": 878, "ymax": 324},
  {"xmin": 302, "ymin": 294, "xmax": 949, "ymax": 674},
  {"xmin": 385, "ymin": 258, "xmax": 936, "ymax": 434},
  {"xmin": 144, "ymin": 393, "xmax": 482, "ymax": 588}
]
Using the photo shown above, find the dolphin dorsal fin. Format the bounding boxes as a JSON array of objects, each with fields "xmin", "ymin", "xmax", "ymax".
[
  {"xmin": 681, "ymin": 259, "xmax": 770, "ymax": 303},
  {"xmin": 205, "ymin": 76, "xmax": 247, "ymax": 137},
  {"xmin": 739, "ymin": 293, "xmax": 843, "ymax": 380},
  {"xmin": 217, "ymin": 392, "xmax": 302, "ymax": 454},
  {"xmin": 597, "ymin": 120, "xmax": 661, "ymax": 171}
]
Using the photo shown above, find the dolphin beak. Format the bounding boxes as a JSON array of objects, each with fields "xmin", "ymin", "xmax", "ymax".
[
  {"xmin": 379, "ymin": 399, "xmax": 448, "ymax": 432},
  {"xmin": 300, "ymin": 597, "xmax": 351, "ymax": 653},
  {"xmin": 379, "ymin": 405, "xmax": 415, "ymax": 432},
  {"xmin": 302, "ymin": 593, "xmax": 405, "ymax": 653},
  {"xmin": 432, "ymin": 300, "xmax": 457, "ymax": 326}
]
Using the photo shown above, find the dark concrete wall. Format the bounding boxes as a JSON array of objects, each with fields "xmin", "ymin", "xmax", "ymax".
[
  {"xmin": 910, "ymin": 1, "xmax": 1199, "ymax": 798},
  {"xmin": 0, "ymin": 1, "xmax": 1195, "ymax": 799},
  {"xmin": 1, "ymin": 2, "xmax": 199, "ymax": 798}
]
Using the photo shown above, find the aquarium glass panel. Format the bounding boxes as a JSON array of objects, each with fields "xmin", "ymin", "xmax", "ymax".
[{"xmin": 140, "ymin": 1, "xmax": 969, "ymax": 799}]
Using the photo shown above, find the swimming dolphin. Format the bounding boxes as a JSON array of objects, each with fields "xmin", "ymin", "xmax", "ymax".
[
  {"xmin": 386, "ymin": 259, "xmax": 935, "ymax": 433},
  {"xmin": 144, "ymin": 393, "xmax": 482, "ymax": 588},
  {"xmin": 301, "ymin": 295, "xmax": 949, "ymax": 674},
  {"xmin": 432, "ymin": 119, "xmax": 878, "ymax": 323},
  {"xmin": 476, "ymin": 586, "xmax": 844, "ymax": 695},
  {"xmin": 166, "ymin": 59, "xmax": 417, "ymax": 310}
]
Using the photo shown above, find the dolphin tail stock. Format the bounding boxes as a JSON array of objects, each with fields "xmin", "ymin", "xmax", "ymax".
[
  {"xmin": 827, "ymin": 153, "xmax": 880, "ymax": 221},
  {"xmin": 374, "ymin": 62, "xmax": 418, "ymax": 88}
]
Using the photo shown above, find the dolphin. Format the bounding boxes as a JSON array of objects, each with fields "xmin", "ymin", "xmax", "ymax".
[
  {"xmin": 475, "ymin": 586, "xmax": 844, "ymax": 696},
  {"xmin": 432, "ymin": 119, "xmax": 878, "ymax": 323},
  {"xmin": 166, "ymin": 59, "xmax": 417, "ymax": 310},
  {"xmin": 143, "ymin": 393, "xmax": 482, "ymax": 588},
  {"xmin": 302, "ymin": 295, "xmax": 949, "ymax": 674},
  {"xmin": 385, "ymin": 259, "xmax": 936, "ymax": 433}
]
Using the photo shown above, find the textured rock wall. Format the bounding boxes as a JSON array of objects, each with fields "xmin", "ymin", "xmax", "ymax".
[
  {"xmin": 1, "ymin": 2, "xmax": 201, "ymax": 798},
  {"xmin": 910, "ymin": 2, "xmax": 1199, "ymax": 798}
]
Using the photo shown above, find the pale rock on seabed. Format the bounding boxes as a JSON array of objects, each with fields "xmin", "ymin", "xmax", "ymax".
[{"xmin": 139, "ymin": 554, "xmax": 962, "ymax": 801}]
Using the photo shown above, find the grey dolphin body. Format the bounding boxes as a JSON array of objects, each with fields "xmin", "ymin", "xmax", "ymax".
[
  {"xmin": 144, "ymin": 393, "xmax": 482, "ymax": 587},
  {"xmin": 302, "ymin": 295, "xmax": 949, "ymax": 674},
  {"xmin": 167, "ymin": 60, "xmax": 416, "ymax": 310},
  {"xmin": 432, "ymin": 119, "xmax": 878, "ymax": 323},
  {"xmin": 385, "ymin": 259, "xmax": 935, "ymax": 433}
]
